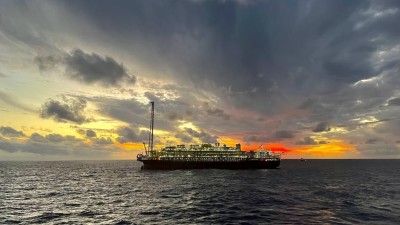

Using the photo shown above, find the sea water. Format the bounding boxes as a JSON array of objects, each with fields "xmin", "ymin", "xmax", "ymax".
[{"xmin": 1, "ymin": 160, "xmax": 399, "ymax": 224}]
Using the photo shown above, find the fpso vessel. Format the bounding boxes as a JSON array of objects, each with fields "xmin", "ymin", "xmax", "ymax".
[{"xmin": 137, "ymin": 102, "xmax": 281, "ymax": 170}]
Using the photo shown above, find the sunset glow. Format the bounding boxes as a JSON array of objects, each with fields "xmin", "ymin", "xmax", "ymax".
[{"xmin": 1, "ymin": 0, "xmax": 400, "ymax": 160}]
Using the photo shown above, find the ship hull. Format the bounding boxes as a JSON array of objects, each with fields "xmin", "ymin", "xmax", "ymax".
[{"xmin": 138, "ymin": 159, "xmax": 280, "ymax": 170}]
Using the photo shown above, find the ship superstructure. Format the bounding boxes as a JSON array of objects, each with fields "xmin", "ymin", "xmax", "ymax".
[{"xmin": 137, "ymin": 102, "xmax": 281, "ymax": 169}]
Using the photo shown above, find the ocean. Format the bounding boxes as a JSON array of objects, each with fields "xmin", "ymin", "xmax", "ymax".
[{"xmin": 1, "ymin": 160, "xmax": 399, "ymax": 224}]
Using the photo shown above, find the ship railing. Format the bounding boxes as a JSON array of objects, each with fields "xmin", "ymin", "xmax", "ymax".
[
  {"xmin": 162, "ymin": 147, "xmax": 240, "ymax": 152},
  {"xmin": 157, "ymin": 156, "xmax": 248, "ymax": 162},
  {"xmin": 137, "ymin": 154, "xmax": 152, "ymax": 160}
]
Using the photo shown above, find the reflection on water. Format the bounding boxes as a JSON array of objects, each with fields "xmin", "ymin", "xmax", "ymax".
[{"xmin": 1, "ymin": 160, "xmax": 400, "ymax": 224}]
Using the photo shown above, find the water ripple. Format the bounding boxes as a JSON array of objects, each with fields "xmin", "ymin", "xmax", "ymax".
[{"xmin": 1, "ymin": 160, "xmax": 400, "ymax": 224}]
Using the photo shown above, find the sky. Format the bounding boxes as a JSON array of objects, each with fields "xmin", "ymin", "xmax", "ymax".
[{"xmin": 1, "ymin": 0, "xmax": 400, "ymax": 160}]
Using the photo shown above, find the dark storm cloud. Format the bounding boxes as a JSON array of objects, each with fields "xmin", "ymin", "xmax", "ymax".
[
  {"xmin": 35, "ymin": 55, "xmax": 61, "ymax": 71},
  {"xmin": 76, "ymin": 128, "xmax": 85, "ymax": 135},
  {"xmin": 0, "ymin": 136, "xmax": 18, "ymax": 153},
  {"xmin": 365, "ymin": 137, "xmax": 382, "ymax": 144},
  {"xmin": 358, "ymin": 143, "xmax": 400, "ymax": 157},
  {"xmin": 58, "ymin": 0, "xmax": 400, "ymax": 116},
  {"xmin": 29, "ymin": 133, "xmax": 47, "ymax": 142},
  {"xmin": 0, "ymin": 126, "xmax": 25, "ymax": 137},
  {"xmin": 3, "ymin": 0, "xmax": 400, "ymax": 157},
  {"xmin": 93, "ymin": 137, "xmax": 113, "ymax": 145},
  {"xmin": 77, "ymin": 91, "xmax": 234, "ymax": 141},
  {"xmin": 313, "ymin": 122, "xmax": 331, "ymax": 133},
  {"xmin": 296, "ymin": 137, "xmax": 318, "ymax": 145},
  {"xmin": 162, "ymin": 101, "xmax": 196, "ymax": 122},
  {"xmin": 0, "ymin": 132, "xmax": 117, "ymax": 159},
  {"xmin": 203, "ymin": 103, "xmax": 230, "ymax": 120},
  {"xmin": 76, "ymin": 129, "xmax": 114, "ymax": 144},
  {"xmin": 86, "ymin": 129, "xmax": 97, "ymax": 138},
  {"xmin": 243, "ymin": 135, "xmax": 270, "ymax": 143},
  {"xmin": 297, "ymin": 97, "xmax": 339, "ymax": 122},
  {"xmin": 116, "ymin": 126, "xmax": 148, "ymax": 143},
  {"xmin": 273, "ymin": 130, "xmax": 294, "ymax": 139},
  {"xmin": 298, "ymin": 98, "xmax": 318, "ymax": 110},
  {"xmin": 165, "ymin": 111, "xmax": 183, "ymax": 121},
  {"xmin": 242, "ymin": 130, "xmax": 295, "ymax": 143},
  {"xmin": 95, "ymin": 97, "xmax": 148, "ymax": 125},
  {"xmin": 40, "ymin": 97, "xmax": 93, "ymax": 124},
  {"xmin": 35, "ymin": 49, "xmax": 136, "ymax": 87},
  {"xmin": 47, "ymin": 134, "xmax": 68, "ymax": 142},
  {"xmin": 64, "ymin": 49, "xmax": 135, "ymax": 86},
  {"xmin": 29, "ymin": 132, "xmax": 80, "ymax": 143},
  {"xmin": 2, "ymin": 0, "xmax": 400, "ymax": 117},
  {"xmin": 388, "ymin": 97, "xmax": 400, "ymax": 106},
  {"xmin": 75, "ymin": 128, "xmax": 97, "ymax": 138},
  {"xmin": 184, "ymin": 128, "xmax": 218, "ymax": 143},
  {"xmin": 76, "ymin": 93, "xmax": 186, "ymax": 132},
  {"xmin": 175, "ymin": 132, "xmax": 193, "ymax": 143}
]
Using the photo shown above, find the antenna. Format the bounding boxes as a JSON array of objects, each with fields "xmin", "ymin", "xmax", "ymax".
[
  {"xmin": 143, "ymin": 142, "xmax": 147, "ymax": 155},
  {"xmin": 148, "ymin": 101, "xmax": 155, "ymax": 156}
]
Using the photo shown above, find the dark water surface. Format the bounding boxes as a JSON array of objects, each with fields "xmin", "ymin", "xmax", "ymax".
[{"xmin": 1, "ymin": 160, "xmax": 399, "ymax": 224}]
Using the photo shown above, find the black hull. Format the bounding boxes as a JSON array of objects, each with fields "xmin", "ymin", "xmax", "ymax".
[{"xmin": 138, "ymin": 159, "xmax": 280, "ymax": 170}]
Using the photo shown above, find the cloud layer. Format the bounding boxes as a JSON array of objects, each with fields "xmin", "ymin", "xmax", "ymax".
[
  {"xmin": 35, "ymin": 49, "xmax": 136, "ymax": 87},
  {"xmin": 1, "ymin": 0, "xmax": 400, "ymax": 158},
  {"xmin": 0, "ymin": 126, "xmax": 25, "ymax": 137},
  {"xmin": 40, "ymin": 97, "xmax": 93, "ymax": 124}
]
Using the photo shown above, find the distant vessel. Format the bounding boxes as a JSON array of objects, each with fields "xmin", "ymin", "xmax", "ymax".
[
  {"xmin": 137, "ymin": 102, "xmax": 281, "ymax": 170},
  {"xmin": 301, "ymin": 158, "xmax": 307, "ymax": 162}
]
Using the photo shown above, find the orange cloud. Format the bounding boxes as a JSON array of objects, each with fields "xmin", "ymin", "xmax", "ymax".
[
  {"xmin": 115, "ymin": 142, "xmax": 144, "ymax": 150},
  {"xmin": 292, "ymin": 140, "xmax": 356, "ymax": 158},
  {"xmin": 236, "ymin": 139, "xmax": 356, "ymax": 159},
  {"xmin": 113, "ymin": 142, "xmax": 146, "ymax": 159},
  {"xmin": 242, "ymin": 142, "xmax": 293, "ymax": 153},
  {"xmin": 114, "ymin": 134, "xmax": 357, "ymax": 159}
]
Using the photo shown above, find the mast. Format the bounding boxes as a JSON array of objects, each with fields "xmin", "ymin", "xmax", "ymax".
[{"xmin": 148, "ymin": 101, "xmax": 154, "ymax": 156}]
